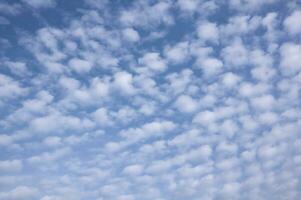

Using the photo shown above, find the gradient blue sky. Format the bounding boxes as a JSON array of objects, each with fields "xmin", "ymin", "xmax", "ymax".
[{"xmin": 1, "ymin": 0, "xmax": 301, "ymax": 199}]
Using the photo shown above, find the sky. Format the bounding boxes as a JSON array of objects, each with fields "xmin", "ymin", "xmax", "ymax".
[{"xmin": 0, "ymin": 0, "xmax": 301, "ymax": 199}]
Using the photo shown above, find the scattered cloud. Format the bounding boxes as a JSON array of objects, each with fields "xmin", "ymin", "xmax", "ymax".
[{"xmin": 0, "ymin": 1, "xmax": 300, "ymax": 200}]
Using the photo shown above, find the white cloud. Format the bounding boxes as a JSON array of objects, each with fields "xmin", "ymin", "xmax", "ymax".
[
  {"xmin": 4, "ymin": 61, "xmax": 29, "ymax": 76},
  {"xmin": 21, "ymin": 0, "xmax": 56, "ymax": 9},
  {"xmin": 139, "ymin": 52, "xmax": 167, "ymax": 72},
  {"xmin": 29, "ymin": 113, "xmax": 90, "ymax": 134},
  {"xmin": 193, "ymin": 110, "xmax": 217, "ymax": 125},
  {"xmin": 0, "ymin": 186, "xmax": 38, "ymax": 200},
  {"xmin": 197, "ymin": 21, "xmax": 219, "ymax": 43},
  {"xmin": 122, "ymin": 28, "xmax": 140, "ymax": 42},
  {"xmin": 0, "ymin": 74, "xmax": 28, "ymax": 100},
  {"xmin": 177, "ymin": 0, "xmax": 198, "ymax": 12},
  {"xmin": 251, "ymin": 94, "xmax": 276, "ymax": 111},
  {"xmin": 221, "ymin": 72, "xmax": 241, "ymax": 88},
  {"xmin": 69, "ymin": 58, "xmax": 93, "ymax": 74},
  {"xmin": 284, "ymin": 10, "xmax": 301, "ymax": 35},
  {"xmin": 197, "ymin": 57, "xmax": 223, "ymax": 76},
  {"xmin": 92, "ymin": 107, "xmax": 112, "ymax": 126},
  {"xmin": 174, "ymin": 94, "xmax": 198, "ymax": 113},
  {"xmin": 123, "ymin": 164, "xmax": 144, "ymax": 176},
  {"xmin": 222, "ymin": 39, "xmax": 248, "ymax": 68},
  {"xmin": 0, "ymin": 134, "xmax": 13, "ymax": 146},
  {"xmin": 119, "ymin": 1, "xmax": 174, "ymax": 29},
  {"xmin": 2, "ymin": 1, "xmax": 301, "ymax": 199},
  {"xmin": 239, "ymin": 82, "xmax": 270, "ymax": 97},
  {"xmin": 164, "ymin": 41, "xmax": 189, "ymax": 64},
  {"xmin": 113, "ymin": 71, "xmax": 136, "ymax": 95},
  {"xmin": 280, "ymin": 42, "xmax": 301, "ymax": 75},
  {"xmin": 43, "ymin": 136, "xmax": 62, "ymax": 147},
  {"xmin": 0, "ymin": 2, "xmax": 22, "ymax": 16},
  {"xmin": 0, "ymin": 160, "xmax": 22, "ymax": 173},
  {"xmin": 27, "ymin": 147, "xmax": 71, "ymax": 164},
  {"xmin": 251, "ymin": 66, "xmax": 276, "ymax": 82},
  {"xmin": 228, "ymin": 0, "xmax": 278, "ymax": 11},
  {"xmin": 120, "ymin": 120, "xmax": 176, "ymax": 143}
]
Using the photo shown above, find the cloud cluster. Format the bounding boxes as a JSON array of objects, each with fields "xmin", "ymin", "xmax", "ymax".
[{"xmin": 0, "ymin": 0, "xmax": 301, "ymax": 199}]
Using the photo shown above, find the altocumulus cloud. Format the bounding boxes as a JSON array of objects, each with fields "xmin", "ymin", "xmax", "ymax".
[{"xmin": 0, "ymin": 0, "xmax": 301, "ymax": 199}]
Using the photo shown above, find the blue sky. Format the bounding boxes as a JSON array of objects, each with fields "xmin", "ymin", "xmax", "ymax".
[{"xmin": 0, "ymin": 0, "xmax": 301, "ymax": 199}]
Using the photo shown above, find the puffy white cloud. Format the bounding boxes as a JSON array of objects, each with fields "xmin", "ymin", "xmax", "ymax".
[
  {"xmin": 27, "ymin": 147, "xmax": 71, "ymax": 164},
  {"xmin": 43, "ymin": 136, "xmax": 62, "ymax": 147},
  {"xmin": 177, "ymin": 0, "xmax": 198, "ymax": 12},
  {"xmin": 193, "ymin": 110, "xmax": 217, "ymax": 125},
  {"xmin": 4, "ymin": 61, "xmax": 29, "ymax": 76},
  {"xmin": 222, "ymin": 39, "xmax": 248, "ymax": 68},
  {"xmin": 0, "ymin": 160, "xmax": 22, "ymax": 173},
  {"xmin": 0, "ymin": 134, "xmax": 13, "ymax": 146},
  {"xmin": 0, "ymin": 2, "xmax": 22, "ymax": 16},
  {"xmin": 251, "ymin": 94, "xmax": 276, "ymax": 111},
  {"xmin": 120, "ymin": 120, "xmax": 176, "ymax": 143},
  {"xmin": 239, "ymin": 82, "xmax": 270, "ymax": 97},
  {"xmin": 0, "ymin": 74, "xmax": 28, "ymax": 100},
  {"xmin": 258, "ymin": 112, "xmax": 279, "ymax": 125},
  {"xmin": 174, "ymin": 94, "xmax": 198, "ymax": 113},
  {"xmin": 122, "ymin": 28, "xmax": 140, "ymax": 42},
  {"xmin": 119, "ymin": 1, "xmax": 174, "ymax": 29},
  {"xmin": 284, "ymin": 10, "xmax": 301, "ymax": 35},
  {"xmin": 29, "ymin": 113, "xmax": 91, "ymax": 134},
  {"xmin": 164, "ymin": 41, "xmax": 189, "ymax": 64},
  {"xmin": 197, "ymin": 21, "xmax": 219, "ymax": 43},
  {"xmin": 228, "ymin": 0, "xmax": 278, "ymax": 11},
  {"xmin": 251, "ymin": 66, "xmax": 276, "ymax": 82},
  {"xmin": 197, "ymin": 57, "xmax": 223, "ymax": 76},
  {"xmin": 139, "ymin": 52, "xmax": 167, "ymax": 72},
  {"xmin": 113, "ymin": 71, "xmax": 136, "ymax": 95},
  {"xmin": 123, "ymin": 164, "xmax": 144, "ymax": 176},
  {"xmin": 1, "ymin": 1, "xmax": 301, "ymax": 199},
  {"xmin": 221, "ymin": 72, "xmax": 241, "ymax": 88},
  {"xmin": 92, "ymin": 107, "xmax": 112, "ymax": 126},
  {"xmin": 69, "ymin": 58, "xmax": 93, "ymax": 74},
  {"xmin": 280, "ymin": 42, "xmax": 301, "ymax": 75},
  {"xmin": 21, "ymin": 0, "xmax": 56, "ymax": 9},
  {"xmin": 0, "ymin": 186, "xmax": 38, "ymax": 200}
]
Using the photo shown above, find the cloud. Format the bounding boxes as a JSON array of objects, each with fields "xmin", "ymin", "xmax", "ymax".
[
  {"xmin": 113, "ymin": 71, "xmax": 136, "ymax": 95},
  {"xmin": 0, "ymin": 2, "xmax": 22, "ymax": 16},
  {"xmin": 21, "ymin": 0, "xmax": 56, "ymax": 9},
  {"xmin": 221, "ymin": 38, "xmax": 249, "ymax": 68},
  {"xmin": 280, "ymin": 42, "xmax": 301, "ymax": 75},
  {"xmin": 0, "ymin": 160, "xmax": 22, "ymax": 173},
  {"xmin": 1, "ymin": 1, "xmax": 301, "ymax": 199},
  {"xmin": 119, "ymin": 1, "xmax": 174, "ymax": 29},
  {"xmin": 197, "ymin": 57, "xmax": 223, "ymax": 76},
  {"xmin": 251, "ymin": 94, "xmax": 276, "ymax": 111},
  {"xmin": 0, "ymin": 74, "xmax": 28, "ymax": 101},
  {"xmin": 4, "ymin": 61, "xmax": 29, "ymax": 76},
  {"xmin": 123, "ymin": 164, "xmax": 144, "ymax": 176},
  {"xmin": 69, "ymin": 58, "xmax": 93, "ymax": 74},
  {"xmin": 174, "ymin": 94, "xmax": 198, "ymax": 113},
  {"xmin": 197, "ymin": 21, "xmax": 219, "ymax": 43},
  {"xmin": 284, "ymin": 10, "xmax": 301, "ymax": 35},
  {"xmin": 221, "ymin": 72, "xmax": 241, "ymax": 88},
  {"xmin": 164, "ymin": 41, "xmax": 189, "ymax": 64},
  {"xmin": 0, "ymin": 186, "xmax": 39, "ymax": 200},
  {"xmin": 177, "ymin": 0, "xmax": 198, "ymax": 12},
  {"xmin": 122, "ymin": 28, "xmax": 140, "ymax": 42},
  {"xmin": 139, "ymin": 52, "xmax": 167, "ymax": 73}
]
